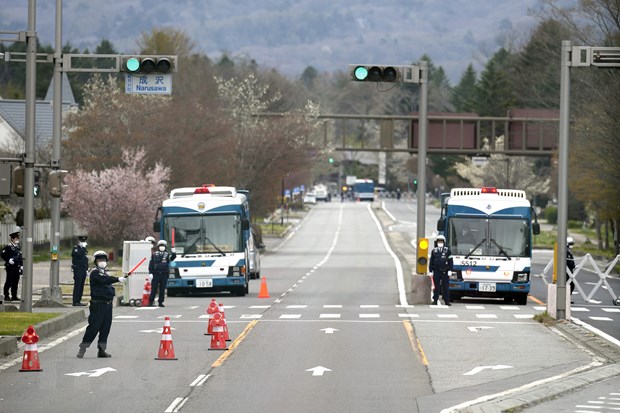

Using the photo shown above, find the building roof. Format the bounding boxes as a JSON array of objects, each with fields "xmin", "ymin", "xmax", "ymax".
[{"xmin": 0, "ymin": 72, "xmax": 77, "ymax": 147}]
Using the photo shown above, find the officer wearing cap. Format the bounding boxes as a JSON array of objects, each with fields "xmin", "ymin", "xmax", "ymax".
[
  {"xmin": 71, "ymin": 235, "xmax": 89, "ymax": 306},
  {"xmin": 429, "ymin": 235, "xmax": 453, "ymax": 306},
  {"xmin": 76, "ymin": 251, "xmax": 126, "ymax": 358},
  {"xmin": 1, "ymin": 227, "xmax": 23, "ymax": 302}
]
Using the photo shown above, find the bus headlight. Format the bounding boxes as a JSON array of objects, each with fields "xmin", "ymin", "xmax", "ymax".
[
  {"xmin": 228, "ymin": 266, "xmax": 246, "ymax": 277},
  {"xmin": 449, "ymin": 271, "xmax": 458, "ymax": 280},
  {"xmin": 513, "ymin": 272, "xmax": 529, "ymax": 283}
]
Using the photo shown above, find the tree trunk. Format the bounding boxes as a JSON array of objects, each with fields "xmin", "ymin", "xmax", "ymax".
[{"xmin": 596, "ymin": 216, "xmax": 603, "ymax": 250}]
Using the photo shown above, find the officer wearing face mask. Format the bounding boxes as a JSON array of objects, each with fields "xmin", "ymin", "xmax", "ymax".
[
  {"xmin": 429, "ymin": 235, "xmax": 453, "ymax": 306},
  {"xmin": 566, "ymin": 237, "xmax": 576, "ymax": 302},
  {"xmin": 1, "ymin": 227, "xmax": 23, "ymax": 303},
  {"xmin": 76, "ymin": 251, "xmax": 126, "ymax": 358},
  {"xmin": 148, "ymin": 240, "xmax": 176, "ymax": 307},
  {"xmin": 71, "ymin": 235, "xmax": 89, "ymax": 306}
]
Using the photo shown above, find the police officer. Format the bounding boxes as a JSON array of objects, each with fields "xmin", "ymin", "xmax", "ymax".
[
  {"xmin": 1, "ymin": 227, "xmax": 23, "ymax": 302},
  {"xmin": 71, "ymin": 235, "xmax": 89, "ymax": 306},
  {"xmin": 77, "ymin": 251, "xmax": 126, "ymax": 358},
  {"xmin": 429, "ymin": 235, "xmax": 453, "ymax": 306},
  {"xmin": 149, "ymin": 240, "xmax": 176, "ymax": 307},
  {"xmin": 145, "ymin": 236, "xmax": 156, "ymax": 252},
  {"xmin": 567, "ymin": 237, "xmax": 576, "ymax": 302}
]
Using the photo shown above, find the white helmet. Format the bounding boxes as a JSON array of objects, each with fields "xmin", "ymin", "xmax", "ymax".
[
  {"xmin": 145, "ymin": 236, "xmax": 156, "ymax": 244},
  {"xmin": 436, "ymin": 235, "xmax": 446, "ymax": 242},
  {"xmin": 92, "ymin": 250, "xmax": 108, "ymax": 263},
  {"xmin": 567, "ymin": 237, "xmax": 574, "ymax": 246},
  {"xmin": 157, "ymin": 240, "xmax": 167, "ymax": 247}
]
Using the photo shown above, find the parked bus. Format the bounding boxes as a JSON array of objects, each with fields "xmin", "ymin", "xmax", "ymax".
[
  {"xmin": 353, "ymin": 179, "xmax": 375, "ymax": 201},
  {"xmin": 153, "ymin": 185, "xmax": 251, "ymax": 296},
  {"xmin": 437, "ymin": 187, "xmax": 540, "ymax": 305}
]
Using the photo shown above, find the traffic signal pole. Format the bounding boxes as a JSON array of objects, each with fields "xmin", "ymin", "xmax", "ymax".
[
  {"xmin": 40, "ymin": 0, "xmax": 64, "ymax": 306},
  {"xmin": 416, "ymin": 61, "xmax": 428, "ymax": 243},
  {"xmin": 20, "ymin": 0, "xmax": 37, "ymax": 312}
]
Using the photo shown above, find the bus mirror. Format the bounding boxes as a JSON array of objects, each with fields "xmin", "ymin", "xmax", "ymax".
[
  {"xmin": 437, "ymin": 220, "xmax": 444, "ymax": 231},
  {"xmin": 153, "ymin": 221, "xmax": 160, "ymax": 232},
  {"xmin": 532, "ymin": 222, "xmax": 540, "ymax": 235},
  {"xmin": 241, "ymin": 218, "xmax": 250, "ymax": 230}
]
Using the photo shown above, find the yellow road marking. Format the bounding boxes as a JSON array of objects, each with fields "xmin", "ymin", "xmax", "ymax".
[
  {"xmin": 529, "ymin": 294, "xmax": 545, "ymax": 306},
  {"xmin": 211, "ymin": 319, "xmax": 258, "ymax": 368},
  {"xmin": 403, "ymin": 320, "xmax": 428, "ymax": 366}
]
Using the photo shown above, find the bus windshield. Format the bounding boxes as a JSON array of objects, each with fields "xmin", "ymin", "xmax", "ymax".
[
  {"xmin": 448, "ymin": 217, "xmax": 530, "ymax": 258},
  {"xmin": 164, "ymin": 214, "xmax": 243, "ymax": 254}
]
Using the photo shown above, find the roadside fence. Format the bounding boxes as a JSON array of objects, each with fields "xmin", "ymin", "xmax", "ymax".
[
  {"xmin": 536, "ymin": 253, "xmax": 620, "ymax": 305},
  {"xmin": 0, "ymin": 219, "xmax": 81, "ymax": 246}
]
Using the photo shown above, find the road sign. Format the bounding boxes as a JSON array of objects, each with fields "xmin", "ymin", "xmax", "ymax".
[{"xmin": 125, "ymin": 73, "xmax": 172, "ymax": 95}]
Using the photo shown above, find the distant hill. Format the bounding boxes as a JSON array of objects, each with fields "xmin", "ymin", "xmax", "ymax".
[{"xmin": 2, "ymin": 0, "xmax": 541, "ymax": 84}]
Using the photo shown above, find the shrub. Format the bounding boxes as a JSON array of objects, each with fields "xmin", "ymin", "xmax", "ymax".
[{"xmin": 545, "ymin": 206, "xmax": 558, "ymax": 225}]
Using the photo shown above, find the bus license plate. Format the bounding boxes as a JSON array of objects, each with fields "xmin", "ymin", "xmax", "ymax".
[
  {"xmin": 479, "ymin": 282, "xmax": 496, "ymax": 292},
  {"xmin": 196, "ymin": 279, "xmax": 213, "ymax": 288}
]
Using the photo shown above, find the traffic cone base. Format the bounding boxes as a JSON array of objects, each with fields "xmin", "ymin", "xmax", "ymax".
[
  {"xmin": 155, "ymin": 317, "xmax": 178, "ymax": 360},
  {"xmin": 19, "ymin": 344, "xmax": 42, "ymax": 372},
  {"xmin": 209, "ymin": 326, "xmax": 228, "ymax": 351},
  {"xmin": 258, "ymin": 277, "xmax": 270, "ymax": 298}
]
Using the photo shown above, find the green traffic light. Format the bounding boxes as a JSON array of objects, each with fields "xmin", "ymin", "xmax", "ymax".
[
  {"xmin": 354, "ymin": 66, "xmax": 369, "ymax": 81},
  {"xmin": 125, "ymin": 57, "xmax": 140, "ymax": 73},
  {"xmin": 329, "ymin": 157, "xmax": 334, "ymax": 164}
]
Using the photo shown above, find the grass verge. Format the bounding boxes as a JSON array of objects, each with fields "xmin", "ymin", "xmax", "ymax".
[
  {"xmin": 0, "ymin": 313, "xmax": 60, "ymax": 336},
  {"xmin": 533, "ymin": 311, "xmax": 557, "ymax": 326}
]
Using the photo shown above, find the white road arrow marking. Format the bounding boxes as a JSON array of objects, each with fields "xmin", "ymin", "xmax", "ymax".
[
  {"xmin": 320, "ymin": 328, "xmax": 339, "ymax": 334},
  {"xmin": 463, "ymin": 365, "xmax": 513, "ymax": 376},
  {"xmin": 139, "ymin": 327, "xmax": 176, "ymax": 333},
  {"xmin": 467, "ymin": 326, "xmax": 494, "ymax": 333},
  {"xmin": 66, "ymin": 367, "xmax": 117, "ymax": 378},
  {"xmin": 306, "ymin": 366, "xmax": 331, "ymax": 376}
]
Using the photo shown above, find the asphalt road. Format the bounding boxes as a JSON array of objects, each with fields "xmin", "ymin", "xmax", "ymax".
[{"xmin": 0, "ymin": 200, "xmax": 613, "ymax": 412}]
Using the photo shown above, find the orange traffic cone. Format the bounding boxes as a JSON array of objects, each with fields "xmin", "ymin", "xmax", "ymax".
[
  {"xmin": 141, "ymin": 277, "xmax": 151, "ymax": 307},
  {"xmin": 218, "ymin": 302, "xmax": 231, "ymax": 341},
  {"xmin": 155, "ymin": 317, "xmax": 177, "ymax": 360},
  {"xmin": 204, "ymin": 299, "xmax": 219, "ymax": 336},
  {"xmin": 258, "ymin": 276, "xmax": 270, "ymax": 298},
  {"xmin": 19, "ymin": 326, "xmax": 42, "ymax": 372},
  {"xmin": 208, "ymin": 313, "xmax": 228, "ymax": 351}
]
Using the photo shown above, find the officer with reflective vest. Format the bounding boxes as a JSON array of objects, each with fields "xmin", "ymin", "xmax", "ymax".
[
  {"xmin": 1, "ymin": 227, "xmax": 23, "ymax": 302},
  {"xmin": 71, "ymin": 235, "xmax": 89, "ymax": 306},
  {"xmin": 77, "ymin": 251, "xmax": 126, "ymax": 358},
  {"xmin": 429, "ymin": 235, "xmax": 453, "ymax": 306},
  {"xmin": 148, "ymin": 240, "xmax": 176, "ymax": 307}
]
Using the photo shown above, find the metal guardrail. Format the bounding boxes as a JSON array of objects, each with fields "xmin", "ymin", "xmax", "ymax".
[
  {"xmin": 0, "ymin": 219, "xmax": 80, "ymax": 246},
  {"xmin": 537, "ymin": 254, "xmax": 620, "ymax": 305}
]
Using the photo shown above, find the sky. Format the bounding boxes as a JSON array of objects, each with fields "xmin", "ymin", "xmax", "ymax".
[{"xmin": 1, "ymin": 0, "xmax": 546, "ymax": 84}]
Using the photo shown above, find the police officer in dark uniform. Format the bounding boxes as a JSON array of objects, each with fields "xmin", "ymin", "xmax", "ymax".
[
  {"xmin": 71, "ymin": 235, "xmax": 89, "ymax": 306},
  {"xmin": 77, "ymin": 251, "xmax": 126, "ymax": 358},
  {"xmin": 149, "ymin": 240, "xmax": 176, "ymax": 307},
  {"xmin": 429, "ymin": 235, "xmax": 453, "ymax": 306},
  {"xmin": 567, "ymin": 237, "xmax": 576, "ymax": 303},
  {"xmin": 1, "ymin": 227, "xmax": 23, "ymax": 302}
]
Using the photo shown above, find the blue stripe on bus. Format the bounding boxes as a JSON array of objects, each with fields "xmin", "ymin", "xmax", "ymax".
[
  {"xmin": 448, "ymin": 205, "xmax": 531, "ymax": 217},
  {"xmin": 171, "ymin": 260, "xmax": 216, "ymax": 268}
]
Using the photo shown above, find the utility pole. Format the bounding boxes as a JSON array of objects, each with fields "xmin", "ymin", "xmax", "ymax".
[{"xmin": 415, "ymin": 61, "xmax": 428, "ymax": 241}]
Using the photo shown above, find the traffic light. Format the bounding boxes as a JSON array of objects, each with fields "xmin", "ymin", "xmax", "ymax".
[
  {"xmin": 121, "ymin": 56, "xmax": 176, "ymax": 74},
  {"xmin": 413, "ymin": 178, "xmax": 418, "ymax": 192},
  {"xmin": 48, "ymin": 170, "xmax": 68, "ymax": 198},
  {"xmin": 328, "ymin": 157, "xmax": 334, "ymax": 164},
  {"xmin": 12, "ymin": 166, "xmax": 24, "ymax": 197},
  {"xmin": 350, "ymin": 65, "xmax": 401, "ymax": 82},
  {"xmin": 34, "ymin": 169, "xmax": 41, "ymax": 198},
  {"xmin": 416, "ymin": 237, "xmax": 429, "ymax": 274}
]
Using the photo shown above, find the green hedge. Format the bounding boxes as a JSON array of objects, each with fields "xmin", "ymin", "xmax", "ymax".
[{"xmin": 545, "ymin": 206, "xmax": 557, "ymax": 225}]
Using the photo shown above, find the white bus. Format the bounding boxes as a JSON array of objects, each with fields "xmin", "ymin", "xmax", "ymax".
[
  {"xmin": 153, "ymin": 185, "xmax": 251, "ymax": 296},
  {"xmin": 437, "ymin": 187, "xmax": 540, "ymax": 305}
]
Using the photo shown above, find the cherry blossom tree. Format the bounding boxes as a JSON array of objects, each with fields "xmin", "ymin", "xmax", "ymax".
[{"xmin": 62, "ymin": 147, "xmax": 170, "ymax": 245}]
